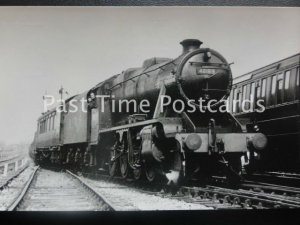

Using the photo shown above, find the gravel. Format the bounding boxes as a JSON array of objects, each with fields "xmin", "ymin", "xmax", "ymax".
[
  {"xmin": 0, "ymin": 165, "xmax": 36, "ymax": 210},
  {"xmin": 18, "ymin": 169, "xmax": 110, "ymax": 211},
  {"xmin": 80, "ymin": 177, "xmax": 212, "ymax": 210},
  {"xmin": 0, "ymin": 166, "xmax": 212, "ymax": 211}
]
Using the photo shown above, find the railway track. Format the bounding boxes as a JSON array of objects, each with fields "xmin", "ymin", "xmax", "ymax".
[
  {"xmin": 242, "ymin": 180, "xmax": 300, "ymax": 197},
  {"xmin": 177, "ymin": 185, "xmax": 300, "ymax": 209},
  {"xmin": 2, "ymin": 167, "xmax": 210, "ymax": 211},
  {"xmin": 266, "ymin": 171, "xmax": 300, "ymax": 179},
  {"xmin": 78, "ymin": 171, "xmax": 210, "ymax": 210},
  {"xmin": 7, "ymin": 167, "xmax": 300, "ymax": 210},
  {"xmin": 79, "ymin": 170, "xmax": 300, "ymax": 209},
  {"xmin": 0, "ymin": 164, "xmax": 28, "ymax": 190},
  {"xmin": 6, "ymin": 168, "xmax": 116, "ymax": 211},
  {"xmin": 244, "ymin": 172, "xmax": 300, "ymax": 187}
]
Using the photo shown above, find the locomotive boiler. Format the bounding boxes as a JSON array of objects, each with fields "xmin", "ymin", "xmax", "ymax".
[{"xmin": 30, "ymin": 39, "xmax": 268, "ymax": 185}]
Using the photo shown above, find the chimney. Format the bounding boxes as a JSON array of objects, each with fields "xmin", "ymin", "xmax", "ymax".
[{"xmin": 180, "ymin": 39, "xmax": 203, "ymax": 54}]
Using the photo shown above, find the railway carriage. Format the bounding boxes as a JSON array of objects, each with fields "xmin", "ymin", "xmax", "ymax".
[
  {"xmin": 31, "ymin": 107, "xmax": 62, "ymax": 164},
  {"xmin": 30, "ymin": 39, "xmax": 268, "ymax": 185},
  {"xmin": 230, "ymin": 53, "xmax": 300, "ymax": 171}
]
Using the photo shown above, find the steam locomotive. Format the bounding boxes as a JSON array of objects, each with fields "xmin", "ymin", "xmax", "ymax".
[{"xmin": 30, "ymin": 39, "xmax": 267, "ymax": 185}]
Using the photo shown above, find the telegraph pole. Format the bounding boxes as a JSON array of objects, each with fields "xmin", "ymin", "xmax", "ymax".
[{"xmin": 59, "ymin": 86, "xmax": 64, "ymax": 102}]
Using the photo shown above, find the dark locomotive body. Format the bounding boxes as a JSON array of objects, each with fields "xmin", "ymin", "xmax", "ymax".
[
  {"xmin": 30, "ymin": 39, "xmax": 267, "ymax": 184},
  {"xmin": 230, "ymin": 53, "xmax": 300, "ymax": 172}
]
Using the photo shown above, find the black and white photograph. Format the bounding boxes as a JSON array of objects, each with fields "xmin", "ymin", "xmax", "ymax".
[{"xmin": 0, "ymin": 5, "xmax": 299, "ymax": 218}]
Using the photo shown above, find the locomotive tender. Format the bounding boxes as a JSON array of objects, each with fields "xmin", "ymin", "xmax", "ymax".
[{"xmin": 30, "ymin": 39, "xmax": 267, "ymax": 184}]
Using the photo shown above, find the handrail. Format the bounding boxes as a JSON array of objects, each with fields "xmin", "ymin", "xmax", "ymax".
[{"xmin": 109, "ymin": 59, "xmax": 177, "ymax": 91}]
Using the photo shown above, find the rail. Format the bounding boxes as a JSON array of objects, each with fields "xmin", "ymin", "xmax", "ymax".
[
  {"xmin": 66, "ymin": 170, "xmax": 117, "ymax": 211},
  {"xmin": 6, "ymin": 166, "xmax": 39, "ymax": 211}
]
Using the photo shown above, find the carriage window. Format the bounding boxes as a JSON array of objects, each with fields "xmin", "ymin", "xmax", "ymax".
[
  {"xmin": 51, "ymin": 116, "xmax": 54, "ymax": 130},
  {"xmin": 250, "ymin": 82, "xmax": 255, "ymax": 100},
  {"xmin": 277, "ymin": 73, "xmax": 283, "ymax": 90},
  {"xmin": 277, "ymin": 73, "xmax": 284, "ymax": 103},
  {"xmin": 47, "ymin": 118, "xmax": 49, "ymax": 132},
  {"xmin": 237, "ymin": 91, "xmax": 242, "ymax": 112},
  {"xmin": 242, "ymin": 85, "xmax": 247, "ymax": 101},
  {"xmin": 47, "ymin": 120, "xmax": 48, "ymax": 131},
  {"xmin": 49, "ymin": 117, "xmax": 52, "ymax": 130},
  {"xmin": 296, "ymin": 67, "xmax": 299, "ymax": 86},
  {"xmin": 256, "ymin": 80, "xmax": 261, "ymax": 98},
  {"xmin": 52, "ymin": 115, "xmax": 55, "ymax": 129},
  {"xmin": 47, "ymin": 118, "xmax": 50, "ymax": 131},
  {"xmin": 284, "ymin": 70, "xmax": 290, "ymax": 90},
  {"xmin": 271, "ymin": 75, "xmax": 277, "ymax": 94},
  {"xmin": 229, "ymin": 91, "xmax": 233, "ymax": 113},
  {"xmin": 242, "ymin": 85, "xmax": 248, "ymax": 111},
  {"xmin": 250, "ymin": 82, "xmax": 255, "ymax": 111},
  {"xmin": 261, "ymin": 79, "xmax": 266, "ymax": 97},
  {"xmin": 233, "ymin": 88, "xmax": 238, "ymax": 113}
]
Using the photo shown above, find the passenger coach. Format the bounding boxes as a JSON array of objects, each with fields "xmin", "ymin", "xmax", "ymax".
[{"xmin": 229, "ymin": 53, "xmax": 300, "ymax": 171}]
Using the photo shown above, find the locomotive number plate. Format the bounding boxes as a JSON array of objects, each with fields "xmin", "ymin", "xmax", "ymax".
[{"xmin": 196, "ymin": 68, "xmax": 216, "ymax": 75}]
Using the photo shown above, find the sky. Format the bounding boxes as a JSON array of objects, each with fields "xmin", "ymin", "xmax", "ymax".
[{"xmin": 0, "ymin": 7, "xmax": 299, "ymax": 144}]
